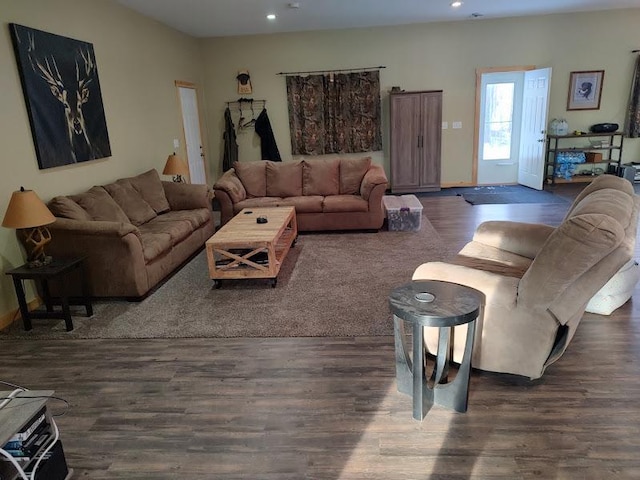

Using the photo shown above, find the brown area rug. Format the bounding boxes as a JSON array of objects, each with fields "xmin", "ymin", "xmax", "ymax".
[{"xmin": 0, "ymin": 217, "xmax": 453, "ymax": 339}]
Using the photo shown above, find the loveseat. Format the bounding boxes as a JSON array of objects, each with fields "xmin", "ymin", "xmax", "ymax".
[
  {"xmin": 412, "ymin": 175, "xmax": 639, "ymax": 379},
  {"xmin": 46, "ymin": 169, "xmax": 215, "ymax": 298},
  {"xmin": 212, "ymin": 158, "xmax": 388, "ymax": 231}
]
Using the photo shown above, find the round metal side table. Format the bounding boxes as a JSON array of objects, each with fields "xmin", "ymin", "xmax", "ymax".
[{"xmin": 389, "ymin": 280, "xmax": 484, "ymax": 420}]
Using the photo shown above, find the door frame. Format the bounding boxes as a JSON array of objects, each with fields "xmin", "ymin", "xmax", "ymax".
[
  {"xmin": 175, "ymin": 80, "xmax": 208, "ymax": 185},
  {"xmin": 473, "ymin": 65, "xmax": 535, "ymax": 185}
]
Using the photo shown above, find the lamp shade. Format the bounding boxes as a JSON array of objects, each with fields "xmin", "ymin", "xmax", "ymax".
[
  {"xmin": 2, "ymin": 188, "xmax": 56, "ymax": 229},
  {"xmin": 163, "ymin": 153, "xmax": 189, "ymax": 177}
]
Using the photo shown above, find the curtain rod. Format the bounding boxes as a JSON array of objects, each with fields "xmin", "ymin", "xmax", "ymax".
[{"xmin": 277, "ymin": 66, "xmax": 386, "ymax": 76}]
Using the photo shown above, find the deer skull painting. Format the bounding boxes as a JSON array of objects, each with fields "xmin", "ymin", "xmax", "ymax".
[{"xmin": 10, "ymin": 24, "xmax": 111, "ymax": 169}]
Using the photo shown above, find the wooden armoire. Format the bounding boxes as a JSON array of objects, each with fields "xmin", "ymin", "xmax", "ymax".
[{"xmin": 389, "ymin": 90, "xmax": 442, "ymax": 193}]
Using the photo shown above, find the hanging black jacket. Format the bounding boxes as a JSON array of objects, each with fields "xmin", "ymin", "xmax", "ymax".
[
  {"xmin": 255, "ymin": 108, "xmax": 281, "ymax": 161},
  {"xmin": 222, "ymin": 107, "xmax": 238, "ymax": 171}
]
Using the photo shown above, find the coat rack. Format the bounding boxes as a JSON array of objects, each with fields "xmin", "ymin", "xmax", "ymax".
[{"xmin": 225, "ymin": 98, "xmax": 266, "ymax": 129}]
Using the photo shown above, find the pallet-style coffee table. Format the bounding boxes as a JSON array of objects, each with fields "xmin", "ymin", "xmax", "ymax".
[{"xmin": 205, "ymin": 207, "xmax": 297, "ymax": 288}]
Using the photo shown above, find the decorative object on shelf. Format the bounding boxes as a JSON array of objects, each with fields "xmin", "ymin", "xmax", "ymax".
[
  {"xmin": 555, "ymin": 152, "xmax": 586, "ymax": 179},
  {"xmin": 237, "ymin": 70, "xmax": 252, "ymax": 94},
  {"xmin": 590, "ymin": 122, "xmax": 618, "ymax": 133},
  {"xmin": 2, "ymin": 187, "xmax": 56, "ymax": 268},
  {"xmin": 567, "ymin": 70, "xmax": 604, "ymax": 111},
  {"xmin": 549, "ymin": 118, "xmax": 569, "ymax": 135},
  {"xmin": 163, "ymin": 153, "xmax": 189, "ymax": 183},
  {"xmin": 9, "ymin": 23, "xmax": 111, "ymax": 170}
]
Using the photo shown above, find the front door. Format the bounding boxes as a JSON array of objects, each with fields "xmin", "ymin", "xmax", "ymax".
[
  {"xmin": 477, "ymin": 71, "xmax": 524, "ymax": 185},
  {"xmin": 517, "ymin": 68, "xmax": 552, "ymax": 190}
]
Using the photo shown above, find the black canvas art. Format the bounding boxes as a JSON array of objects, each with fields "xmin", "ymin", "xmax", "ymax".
[{"xmin": 10, "ymin": 24, "xmax": 111, "ymax": 169}]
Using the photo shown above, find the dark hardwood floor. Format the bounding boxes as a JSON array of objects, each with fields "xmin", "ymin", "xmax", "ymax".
[{"xmin": 2, "ymin": 188, "xmax": 640, "ymax": 479}]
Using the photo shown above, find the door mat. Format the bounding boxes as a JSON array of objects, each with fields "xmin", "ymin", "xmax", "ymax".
[{"xmin": 460, "ymin": 186, "xmax": 569, "ymax": 205}]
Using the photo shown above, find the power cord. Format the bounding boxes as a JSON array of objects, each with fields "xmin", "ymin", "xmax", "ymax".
[{"xmin": 0, "ymin": 382, "xmax": 66, "ymax": 480}]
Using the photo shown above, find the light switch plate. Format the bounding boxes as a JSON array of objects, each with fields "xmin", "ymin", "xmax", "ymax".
[
  {"xmin": 452, "ymin": 121, "xmax": 462, "ymax": 129},
  {"xmin": 173, "ymin": 139, "xmax": 180, "ymax": 149},
  {"xmin": 442, "ymin": 122, "xmax": 448, "ymax": 129}
]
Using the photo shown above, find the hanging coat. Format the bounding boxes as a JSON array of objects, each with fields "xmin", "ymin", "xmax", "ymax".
[
  {"xmin": 222, "ymin": 107, "xmax": 238, "ymax": 171},
  {"xmin": 255, "ymin": 108, "xmax": 281, "ymax": 161}
]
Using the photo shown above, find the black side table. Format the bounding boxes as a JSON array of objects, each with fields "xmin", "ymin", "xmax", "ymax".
[
  {"xmin": 389, "ymin": 280, "xmax": 485, "ymax": 420},
  {"xmin": 6, "ymin": 257, "xmax": 93, "ymax": 332}
]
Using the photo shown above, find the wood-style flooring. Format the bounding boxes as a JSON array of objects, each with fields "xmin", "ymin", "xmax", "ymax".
[{"xmin": 2, "ymin": 187, "xmax": 640, "ymax": 479}]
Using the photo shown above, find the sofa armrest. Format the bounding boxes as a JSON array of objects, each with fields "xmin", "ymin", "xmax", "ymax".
[
  {"xmin": 213, "ymin": 169, "xmax": 246, "ymax": 203},
  {"xmin": 472, "ymin": 221, "xmax": 556, "ymax": 259},
  {"xmin": 162, "ymin": 181, "xmax": 211, "ymax": 210},
  {"xmin": 360, "ymin": 164, "xmax": 388, "ymax": 200},
  {"xmin": 46, "ymin": 218, "xmax": 149, "ymax": 297}
]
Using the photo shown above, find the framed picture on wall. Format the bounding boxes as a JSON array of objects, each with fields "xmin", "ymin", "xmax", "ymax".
[
  {"xmin": 567, "ymin": 70, "xmax": 604, "ymax": 111},
  {"xmin": 9, "ymin": 23, "xmax": 111, "ymax": 170}
]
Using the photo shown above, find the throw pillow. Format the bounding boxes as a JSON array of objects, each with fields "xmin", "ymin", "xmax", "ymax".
[
  {"xmin": 103, "ymin": 181, "xmax": 157, "ymax": 226},
  {"xmin": 302, "ymin": 158, "xmax": 340, "ymax": 196},
  {"xmin": 124, "ymin": 169, "xmax": 171, "ymax": 214},
  {"xmin": 47, "ymin": 196, "xmax": 92, "ymax": 221},
  {"xmin": 266, "ymin": 161, "xmax": 303, "ymax": 197},
  {"xmin": 234, "ymin": 161, "xmax": 267, "ymax": 198},
  {"xmin": 70, "ymin": 186, "xmax": 130, "ymax": 223},
  {"xmin": 340, "ymin": 157, "xmax": 372, "ymax": 194}
]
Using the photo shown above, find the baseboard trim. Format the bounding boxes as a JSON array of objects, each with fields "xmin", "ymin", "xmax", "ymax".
[
  {"xmin": 441, "ymin": 181, "xmax": 475, "ymax": 188},
  {"xmin": 0, "ymin": 297, "xmax": 42, "ymax": 331}
]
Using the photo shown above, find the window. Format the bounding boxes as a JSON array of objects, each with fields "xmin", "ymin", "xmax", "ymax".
[{"xmin": 482, "ymin": 82, "xmax": 515, "ymax": 160}]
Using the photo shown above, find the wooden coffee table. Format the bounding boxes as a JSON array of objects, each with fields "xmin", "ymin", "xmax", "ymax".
[{"xmin": 205, "ymin": 207, "xmax": 297, "ymax": 288}]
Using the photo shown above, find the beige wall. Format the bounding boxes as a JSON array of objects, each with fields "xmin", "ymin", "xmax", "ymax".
[
  {"xmin": 201, "ymin": 9, "xmax": 640, "ymax": 184},
  {"xmin": 0, "ymin": 0, "xmax": 204, "ymax": 319}
]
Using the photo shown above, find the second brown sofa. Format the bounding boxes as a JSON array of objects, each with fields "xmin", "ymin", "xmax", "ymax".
[{"xmin": 213, "ymin": 158, "xmax": 389, "ymax": 231}]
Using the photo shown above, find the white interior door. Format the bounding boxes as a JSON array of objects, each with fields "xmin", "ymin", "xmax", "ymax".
[
  {"xmin": 177, "ymin": 84, "xmax": 207, "ymax": 185},
  {"xmin": 518, "ymin": 67, "xmax": 552, "ymax": 190}
]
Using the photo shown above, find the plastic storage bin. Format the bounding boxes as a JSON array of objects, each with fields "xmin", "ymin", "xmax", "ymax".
[{"xmin": 383, "ymin": 195, "xmax": 423, "ymax": 231}]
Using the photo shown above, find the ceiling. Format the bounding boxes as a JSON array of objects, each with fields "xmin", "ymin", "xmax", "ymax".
[{"xmin": 116, "ymin": 0, "xmax": 640, "ymax": 38}]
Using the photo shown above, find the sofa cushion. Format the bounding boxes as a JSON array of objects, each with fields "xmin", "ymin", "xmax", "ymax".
[
  {"xmin": 103, "ymin": 182, "xmax": 157, "ymax": 226},
  {"xmin": 276, "ymin": 196, "xmax": 324, "ymax": 213},
  {"xmin": 71, "ymin": 186, "xmax": 130, "ymax": 223},
  {"xmin": 124, "ymin": 169, "xmax": 170, "ymax": 214},
  {"xmin": 266, "ymin": 161, "xmax": 303, "ymax": 197},
  {"xmin": 139, "ymin": 218, "xmax": 193, "ymax": 245},
  {"xmin": 234, "ymin": 161, "xmax": 267, "ymax": 198},
  {"xmin": 323, "ymin": 195, "xmax": 369, "ymax": 213},
  {"xmin": 302, "ymin": 159, "xmax": 340, "ymax": 196},
  {"xmin": 48, "ymin": 196, "xmax": 92, "ymax": 221},
  {"xmin": 340, "ymin": 157, "xmax": 371, "ymax": 194},
  {"xmin": 153, "ymin": 208, "xmax": 210, "ymax": 230},
  {"xmin": 138, "ymin": 231, "xmax": 173, "ymax": 263}
]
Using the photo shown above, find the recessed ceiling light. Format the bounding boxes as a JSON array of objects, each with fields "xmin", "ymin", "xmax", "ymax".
[
  {"xmin": 267, "ymin": 14, "xmax": 276, "ymax": 20},
  {"xmin": 451, "ymin": 1, "xmax": 463, "ymax": 7}
]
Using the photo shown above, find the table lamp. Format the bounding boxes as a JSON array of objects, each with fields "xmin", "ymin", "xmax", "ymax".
[
  {"xmin": 2, "ymin": 187, "xmax": 56, "ymax": 268},
  {"xmin": 163, "ymin": 153, "xmax": 189, "ymax": 183}
]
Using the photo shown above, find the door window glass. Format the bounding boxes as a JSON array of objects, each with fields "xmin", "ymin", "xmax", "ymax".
[{"xmin": 482, "ymin": 82, "xmax": 514, "ymax": 160}]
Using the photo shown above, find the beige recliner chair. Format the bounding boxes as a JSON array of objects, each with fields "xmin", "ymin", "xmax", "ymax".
[{"xmin": 412, "ymin": 175, "xmax": 639, "ymax": 379}]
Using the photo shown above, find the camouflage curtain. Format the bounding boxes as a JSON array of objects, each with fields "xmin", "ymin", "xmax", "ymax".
[
  {"xmin": 286, "ymin": 71, "xmax": 382, "ymax": 155},
  {"xmin": 625, "ymin": 55, "xmax": 640, "ymax": 138}
]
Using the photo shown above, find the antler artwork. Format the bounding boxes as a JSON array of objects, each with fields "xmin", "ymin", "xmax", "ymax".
[{"xmin": 27, "ymin": 32, "xmax": 96, "ymax": 162}]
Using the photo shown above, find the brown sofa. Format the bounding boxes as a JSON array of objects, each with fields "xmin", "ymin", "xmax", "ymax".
[
  {"xmin": 412, "ymin": 175, "xmax": 639, "ymax": 379},
  {"xmin": 212, "ymin": 158, "xmax": 389, "ymax": 231},
  {"xmin": 46, "ymin": 169, "xmax": 215, "ymax": 298}
]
